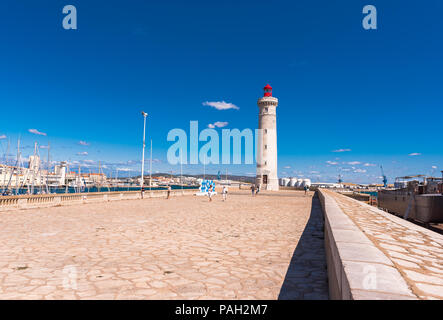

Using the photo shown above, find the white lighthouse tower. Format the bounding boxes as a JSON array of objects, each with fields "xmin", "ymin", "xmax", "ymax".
[{"xmin": 256, "ymin": 84, "xmax": 279, "ymax": 191}]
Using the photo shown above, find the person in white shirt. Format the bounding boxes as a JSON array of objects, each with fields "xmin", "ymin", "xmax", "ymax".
[
  {"xmin": 167, "ymin": 185, "xmax": 171, "ymax": 199},
  {"xmin": 222, "ymin": 186, "xmax": 228, "ymax": 201}
]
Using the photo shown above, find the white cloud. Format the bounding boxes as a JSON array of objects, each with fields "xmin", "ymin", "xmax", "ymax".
[
  {"xmin": 40, "ymin": 145, "xmax": 49, "ymax": 149},
  {"xmin": 354, "ymin": 169, "xmax": 367, "ymax": 173},
  {"xmin": 364, "ymin": 163, "xmax": 376, "ymax": 167},
  {"xmin": 284, "ymin": 166, "xmax": 291, "ymax": 169},
  {"xmin": 203, "ymin": 101, "xmax": 239, "ymax": 110},
  {"xmin": 409, "ymin": 153, "xmax": 421, "ymax": 156},
  {"xmin": 347, "ymin": 161, "xmax": 361, "ymax": 165},
  {"xmin": 326, "ymin": 161, "xmax": 338, "ymax": 165},
  {"xmin": 332, "ymin": 148, "xmax": 351, "ymax": 153},
  {"xmin": 432, "ymin": 166, "xmax": 437, "ymax": 169},
  {"xmin": 77, "ymin": 152, "xmax": 88, "ymax": 156},
  {"xmin": 28, "ymin": 129, "xmax": 47, "ymax": 136},
  {"xmin": 117, "ymin": 168, "xmax": 132, "ymax": 172},
  {"xmin": 208, "ymin": 121, "xmax": 229, "ymax": 128},
  {"xmin": 0, "ymin": 134, "xmax": 6, "ymax": 139},
  {"xmin": 79, "ymin": 141, "xmax": 90, "ymax": 146},
  {"xmin": 310, "ymin": 171, "xmax": 320, "ymax": 174}
]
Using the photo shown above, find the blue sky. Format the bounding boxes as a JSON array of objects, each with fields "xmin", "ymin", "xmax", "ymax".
[{"xmin": 0, "ymin": 0, "xmax": 442, "ymax": 183}]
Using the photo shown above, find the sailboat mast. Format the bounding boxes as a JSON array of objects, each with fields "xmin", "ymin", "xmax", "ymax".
[
  {"xmin": 15, "ymin": 137, "xmax": 21, "ymax": 194},
  {"xmin": 2, "ymin": 139, "xmax": 9, "ymax": 192},
  {"xmin": 2, "ymin": 139, "xmax": 10, "ymax": 193},
  {"xmin": 98, "ymin": 161, "xmax": 101, "ymax": 192},
  {"xmin": 78, "ymin": 164, "xmax": 81, "ymax": 193},
  {"xmin": 46, "ymin": 142, "xmax": 50, "ymax": 193},
  {"xmin": 30, "ymin": 141, "xmax": 36, "ymax": 195},
  {"xmin": 149, "ymin": 139, "xmax": 152, "ymax": 190},
  {"xmin": 65, "ymin": 162, "xmax": 69, "ymax": 193},
  {"xmin": 180, "ymin": 151, "xmax": 183, "ymax": 191}
]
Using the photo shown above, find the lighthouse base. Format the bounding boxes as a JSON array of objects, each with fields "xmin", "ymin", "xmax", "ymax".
[{"xmin": 256, "ymin": 176, "xmax": 279, "ymax": 191}]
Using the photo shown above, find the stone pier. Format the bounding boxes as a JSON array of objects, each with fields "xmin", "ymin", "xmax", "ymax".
[
  {"xmin": 0, "ymin": 190, "xmax": 328, "ymax": 300},
  {"xmin": 1, "ymin": 188, "xmax": 441, "ymax": 300}
]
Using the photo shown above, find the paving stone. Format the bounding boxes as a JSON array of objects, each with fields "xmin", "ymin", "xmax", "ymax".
[
  {"xmin": 403, "ymin": 270, "xmax": 443, "ymax": 286},
  {"xmin": 343, "ymin": 261, "xmax": 414, "ymax": 297},
  {"xmin": 391, "ymin": 258, "xmax": 420, "ymax": 269},
  {"xmin": 351, "ymin": 290, "xmax": 417, "ymax": 300},
  {"xmin": 336, "ymin": 242, "xmax": 392, "ymax": 265},
  {"xmin": 424, "ymin": 266, "xmax": 443, "ymax": 275},
  {"xmin": 415, "ymin": 283, "xmax": 443, "ymax": 298},
  {"xmin": 379, "ymin": 243, "xmax": 408, "ymax": 253}
]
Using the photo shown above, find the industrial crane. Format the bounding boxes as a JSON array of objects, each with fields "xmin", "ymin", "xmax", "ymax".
[{"xmin": 380, "ymin": 165, "xmax": 388, "ymax": 188}]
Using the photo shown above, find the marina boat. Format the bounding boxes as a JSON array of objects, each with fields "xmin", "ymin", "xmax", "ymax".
[{"xmin": 378, "ymin": 174, "xmax": 443, "ymax": 224}]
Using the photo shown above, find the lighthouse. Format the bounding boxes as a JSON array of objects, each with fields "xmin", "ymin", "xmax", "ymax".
[{"xmin": 256, "ymin": 84, "xmax": 279, "ymax": 191}]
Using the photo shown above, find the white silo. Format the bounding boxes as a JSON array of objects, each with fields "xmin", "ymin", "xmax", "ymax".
[
  {"xmin": 295, "ymin": 179, "xmax": 303, "ymax": 188},
  {"xmin": 289, "ymin": 177, "xmax": 297, "ymax": 187},
  {"xmin": 283, "ymin": 178, "xmax": 290, "ymax": 186},
  {"xmin": 302, "ymin": 179, "xmax": 312, "ymax": 188}
]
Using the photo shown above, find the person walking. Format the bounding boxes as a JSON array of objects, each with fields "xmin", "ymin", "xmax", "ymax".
[
  {"xmin": 251, "ymin": 184, "xmax": 256, "ymax": 196},
  {"xmin": 304, "ymin": 185, "xmax": 308, "ymax": 196},
  {"xmin": 256, "ymin": 184, "xmax": 260, "ymax": 195},
  {"xmin": 166, "ymin": 185, "xmax": 171, "ymax": 199},
  {"xmin": 222, "ymin": 185, "xmax": 228, "ymax": 201}
]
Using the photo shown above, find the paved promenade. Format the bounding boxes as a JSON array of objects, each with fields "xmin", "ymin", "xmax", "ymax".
[
  {"xmin": 327, "ymin": 191, "xmax": 443, "ymax": 299},
  {"xmin": 0, "ymin": 190, "xmax": 328, "ymax": 300}
]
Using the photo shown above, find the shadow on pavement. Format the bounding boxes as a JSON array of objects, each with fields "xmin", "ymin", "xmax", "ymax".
[{"xmin": 278, "ymin": 193, "xmax": 329, "ymax": 300}]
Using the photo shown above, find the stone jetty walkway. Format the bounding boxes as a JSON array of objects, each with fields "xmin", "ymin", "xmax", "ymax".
[
  {"xmin": 0, "ymin": 190, "xmax": 328, "ymax": 300},
  {"xmin": 327, "ymin": 191, "xmax": 443, "ymax": 299}
]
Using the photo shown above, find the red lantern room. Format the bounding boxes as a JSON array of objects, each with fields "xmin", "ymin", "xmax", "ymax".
[{"xmin": 263, "ymin": 84, "xmax": 272, "ymax": 97}]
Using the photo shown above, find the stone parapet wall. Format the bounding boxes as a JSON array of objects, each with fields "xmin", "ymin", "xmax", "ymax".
[
  {"xmin": 318, "ymin": 189, "xmax": 418, "ymax": 299},
  {"xmin": 319, "ymin": 188, "xmax": 443, "ymax": 300},
  {"xmin": 0, "ymin": 189, "xmax": 196, "ymax": 212}
]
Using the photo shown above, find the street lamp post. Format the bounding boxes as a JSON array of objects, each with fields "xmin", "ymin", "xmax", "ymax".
[
  {"xmin": 141, "ymin": 111, "xmax": 148, "ymax": 195},
  {"xmin": 180, "ymin": 151, "xmax": 183, "ymax": 193},
  {"xmin": 149, "ymin": 139, "xmax": 152, "ymax": 191}
]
